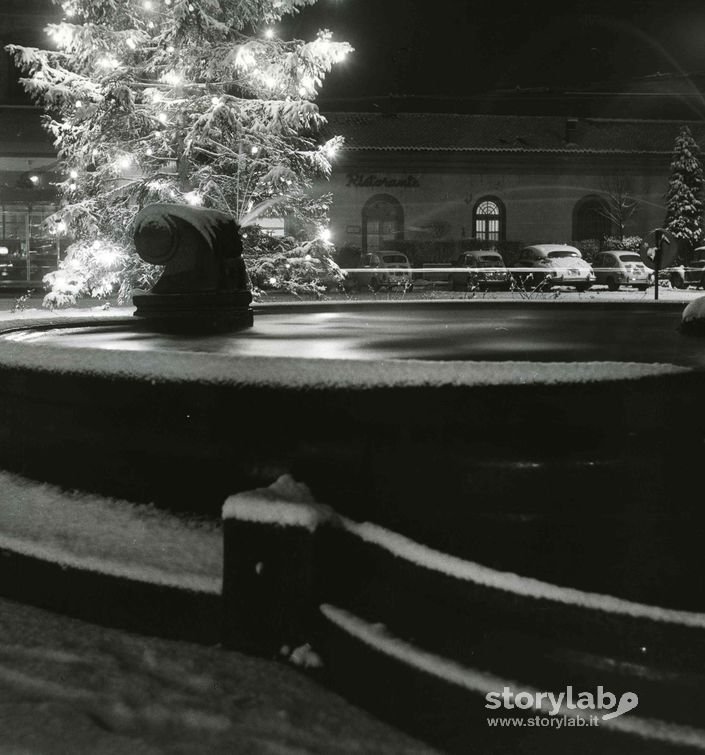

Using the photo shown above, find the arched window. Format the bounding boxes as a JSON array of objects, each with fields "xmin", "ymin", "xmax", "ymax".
[
  {"xmin": 362, "ymin": 194, "xmax": 404, "ymax": 252},
  {"xmin": 473, "ymin": 197, "xmax": 505, "ymax": 241},
  {"xmin": 573, "ymin": 195, "xmax": 612, "ymax": 245}
]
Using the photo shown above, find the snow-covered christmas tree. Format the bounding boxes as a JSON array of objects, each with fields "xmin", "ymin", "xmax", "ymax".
[
  {"xmin": 664, "ymin": 125, "xmax": 704, "ymax": 253},
  {"xmin": 7, "ymin": 0, "xmax": 352, "ymax": 305}
]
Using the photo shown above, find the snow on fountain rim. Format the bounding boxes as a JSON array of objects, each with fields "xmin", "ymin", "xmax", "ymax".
[
  {"xmin": 226, "ymin": 475, "xmax": 705, "ymax": 630},
  {"xmin": 682, "ymin": 295, "xmax": 705, "ymax": 324},
  {"xmin": 0, "ymin": 323, "xmax": 691, "ymax": 387},
  {"xmin": 0, "ymin": 471, "xmax": 221, "ymax": 593}
]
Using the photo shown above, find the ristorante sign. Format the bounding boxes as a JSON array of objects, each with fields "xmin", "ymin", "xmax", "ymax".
[{"xmin": 346, "ymin": 174, "xmax": 420, "ymax": 188}]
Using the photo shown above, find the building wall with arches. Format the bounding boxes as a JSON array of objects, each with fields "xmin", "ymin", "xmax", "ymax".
[
  {"xmin": 320, "ymin": 160, "xmax": 668, "ymax": 256},
  {"xmin": 316, "ymin": 113, "xmax": 684, "ymax": 258}
]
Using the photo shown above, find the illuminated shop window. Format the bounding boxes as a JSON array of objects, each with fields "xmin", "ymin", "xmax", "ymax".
[{"xmin": 0, "ymin": 204, "xmax": 60, "ymax": 283}]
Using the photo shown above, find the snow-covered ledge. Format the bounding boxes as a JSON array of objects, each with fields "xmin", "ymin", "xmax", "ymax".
[{"xmin": 222, "ymin": 475, "xmax": 334, "ymax": 657}]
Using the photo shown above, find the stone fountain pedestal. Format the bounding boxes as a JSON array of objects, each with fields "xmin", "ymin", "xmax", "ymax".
[{"xmin": 132, "ymin": 203, "xmax": 253, "ymax": 332}]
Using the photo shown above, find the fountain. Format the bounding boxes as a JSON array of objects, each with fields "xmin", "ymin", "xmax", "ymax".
[
  {"xmin": 132, "ymin": 203, "xmax": 253, "ymax": 332},
  {"xmin": 1, "ymin": 204, "xmax": 705, "ymax": 752}
]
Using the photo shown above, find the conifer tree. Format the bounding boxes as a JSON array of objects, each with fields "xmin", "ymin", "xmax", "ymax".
[
  {"xmin": 7, "ymin": 0, "xmax": 352, "ymax": 305},
  {"xmin": 664, "ymin": 125, "xmax": 704, "ymax": 252}
]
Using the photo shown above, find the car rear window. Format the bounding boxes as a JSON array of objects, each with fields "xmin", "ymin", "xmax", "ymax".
[
  {"xmin": 619, "ymin": 254, "xmax": 642, "ymax": 263},
  {"xmin": 381, "ymin": 254, "xmax": 408, "ymax": 263},
  {"xmin": 547, "ymin": 251, "xmax": 580, "ymax": 258},
  {"xmin": 477, "ymin": 255, "xmax": 503, "ymax": 266}
]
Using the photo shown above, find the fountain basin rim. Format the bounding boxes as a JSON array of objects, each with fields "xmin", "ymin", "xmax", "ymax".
[
  {"xmin": 252, "ymin": 298, "xmax": 689, "ymax": 316},
  {"xmin": 0, "ymin": 314, "xmax": 692, "ymax": 390}
]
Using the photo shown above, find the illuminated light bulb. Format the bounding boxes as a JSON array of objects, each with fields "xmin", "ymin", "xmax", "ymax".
[
  {"xmin": 188, "ymin": 4, "xmax": 194, "ymax": 10},
  {"xmin": 305, "ymin": 253, "xmax": 313, "ymax": 260},
  {"xmin": 264, "ymin": 28, "xmax": 275, "ymax": 39},
  {"xmin": 184, "ymin": 191, "xmax": 202, "ymax": 206},
  {"xmin": 154, "ymin": 130, "xmax": 163, "ymax": 137},
  {"xmin": 250, "ymin": 146, "xmax": 259, "ymax": 154},
  {"xmin": 98, "ymin": 55, "xmax": 119, "ymax": 70},
  {"xmin": 165, "ymin": 0, "xmax": 172, "ymax": 4},
  {"xmin": 118, "ymin": 156, "xmax": 132, "ymax": 169},
  {"xmin": 143, "ymin": 0, "xmax": 153, "ymax": 9},
  {"xmin": 75, "ymin": 99, "xmax": 83, "ymax": 107},
  {"xmin": 56, "ymin": 222, "xmax": 67, "ymax": 233},
  {"xmin": 211, "ymin": 96, "xmax": 220, "ymax": 105},
  {"xmin": 29, "ymin": 175, "xmax": 39, "ymax": 184},
  {"xmin": 147, "ymin": 21, "xmax": 155, "ymax": 29},
  {"xmin": 69, "ymin": 169, "xmax": 78, "ymax": 179},
  {"xmin": 49, "ymin": 25, "xmax": 73, "ymax": 49},
  {"xmin": 268, "ymin": 277, "xmax": 277, "ymax": 286},
  {"xmin": 157, "ymin": 112, "xmax": 168, "ymax": 123},
  {"xmin": 235, "ymin": 48, "xmax": 255, "ymax": 69},
  {"xmin": 146, "ymin": 147, "xmax": 153, "ymax": 155},
  {"xmin": 320, "ymin": 229, "xmax": 332, "ymax": 242},
  {"xmin": 68, "ymin": 182, "xmax": 77, "ymax": 191},
  {"xmin": 161, "ymin": 70, "xmax": 183, "ymax": 86}
]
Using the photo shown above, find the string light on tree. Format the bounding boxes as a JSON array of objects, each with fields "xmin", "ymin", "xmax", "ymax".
[{"xmin": 6, "ymin": 0, "xmax": 353, "ymax": 305}]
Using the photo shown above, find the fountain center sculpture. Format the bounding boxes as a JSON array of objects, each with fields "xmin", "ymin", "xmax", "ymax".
[{"xmin": 132, "ymin": 203, "xmax": 253, "ymax": 332}]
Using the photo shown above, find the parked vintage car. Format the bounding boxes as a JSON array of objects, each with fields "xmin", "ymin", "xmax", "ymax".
[
  {"xmin": 663, "ymin": 247, "xmax": 705, "ymax": 289},
  {"xmin": 346, "ymin": 251, "xmax": 413, "ymax": 292},
  {"xmin": 447, "ymin": 249, "xmax": 513, "ymax": 291},
  {"xmin": 515, "ymin": 244, "xmax": 596, "ymax": 291},
  {"xmin": 593, "ymin": 250, "xmax": 652, "ymax": 291}
]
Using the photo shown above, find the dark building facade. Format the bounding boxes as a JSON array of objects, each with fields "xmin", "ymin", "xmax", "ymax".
[{"xmin": 317, "ymin": 112, "xmax": 699, "ymax": 261}]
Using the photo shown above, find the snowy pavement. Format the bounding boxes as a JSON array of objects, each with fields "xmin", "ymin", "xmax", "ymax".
[
  {"xmin": 0, "ymin": 471, "xmax": 435, "ymax": 754},
  {"xmin": 0, "ymin": 597, "xmax": 434, "ymax": 754}
]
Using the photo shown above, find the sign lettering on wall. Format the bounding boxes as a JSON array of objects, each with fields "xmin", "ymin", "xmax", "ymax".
[{"xmin": 346, "ymin": 174, "xmax": 420, "ymax": 188}]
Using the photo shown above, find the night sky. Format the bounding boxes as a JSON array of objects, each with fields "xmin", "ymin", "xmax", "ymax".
[
  {"xmin": 4, "ymin": 1, "xmax": 705, "ymax": 111},
  {"xmin": 289, "ymin": 0, "xmax": 705, "ymax": 103}
]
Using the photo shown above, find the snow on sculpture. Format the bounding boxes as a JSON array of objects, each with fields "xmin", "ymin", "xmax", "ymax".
[{"xmin": 132, "ymin": 203, "xmax": 253, "ymax": 332}]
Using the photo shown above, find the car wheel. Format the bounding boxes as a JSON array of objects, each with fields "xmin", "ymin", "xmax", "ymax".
[
  {"xmin": 574, "ymin": 284, "xmax": 588, "ymax": 292},
  {"xmin": 636, "ymin": 284, "xmax": 648, "ymax": 291},
  {"xmin": 606, "ymin": 277, "xmax": 619, "ymax": 291},
  {"xmin": 369, "ymin": 276, "xmax": 381, "ymax": 292}
]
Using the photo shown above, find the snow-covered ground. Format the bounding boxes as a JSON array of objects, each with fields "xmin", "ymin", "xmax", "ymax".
[
  {"xmin": 0, "ymin": 284, "xmax": 703, "ymax": 318},
  {"xmin": 0, "ymin": 596, "xmax": 435, "ymax": 754},
  {"xmin": 0, "ymin": 471, "xmax": 435, "ymax": 754}
]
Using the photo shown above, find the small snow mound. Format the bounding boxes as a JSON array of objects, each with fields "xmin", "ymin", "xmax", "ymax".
[
  {"xmin": 287, "ymin": 643, "xmax": 323, "ymax": 670},
  {"xmin": 222, "ymin": 474, "xmax": 334, "ymax": 531},
  {"xmin": 268, "ymin": 474, "xmax": 316, "ymax": 504},
  {"xmin": 681, "ymin": 296, "xmax": 705, "ymax": 334}
]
